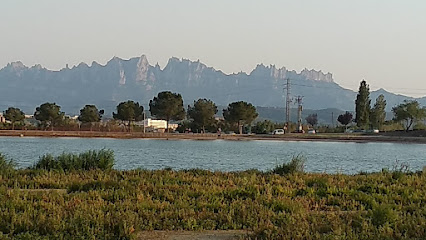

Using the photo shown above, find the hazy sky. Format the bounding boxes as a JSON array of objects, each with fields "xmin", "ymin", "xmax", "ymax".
[{"xmin": 1, "ymin": 0, "xmax": 426, "ymax": 96}]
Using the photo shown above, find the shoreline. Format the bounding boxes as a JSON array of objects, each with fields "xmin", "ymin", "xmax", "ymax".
[{"xmin": 1, "ymin": 130, "xmax": 425, "ymax": 144}]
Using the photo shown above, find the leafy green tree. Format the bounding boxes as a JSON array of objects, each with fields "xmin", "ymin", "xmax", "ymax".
[
  {"xmin": 338, "ymin": 111, "xmax": 353, "ymax": 130},
  {"xmin": 79, "ymin": 105, "xmax": 104, "ymax": 131},
  {"xmin": 34, "ymin": 103, "xmax": 64, "ymax": 130},
  {"xmin": 4, "ymin": 107, "xmax": 25, "ymax": 130},
  {"xmin": 149, "ymin": 91, "xmax": 186, "ymax": 132},
  {"xmin": 113, "ymin": 101, "xmax": 144, "ymax": 132},
  {"xmin": 355, "ymin": 80, "xmax": 371, "ymax": 128},
  {"xmin": 187, "ymin": 99, "xmax": 217, "ymax": 133},
  {"xmin": 392, "ymin": 100, "xmax": 426, "ymax": 132},
  {"xmin": 370, "ymin": 94, "xmax": 386, "ymax": 129},
  {"xmin": 223, "ymin": 101, "xmax": 258, "ymax": 134},
  {"xmin": 252, "ymin": 120, "xmax": 275, "ymax": 134},
  {"xmin": 305, "ymin": 114, "xmax": 318, "ymax": 128}
]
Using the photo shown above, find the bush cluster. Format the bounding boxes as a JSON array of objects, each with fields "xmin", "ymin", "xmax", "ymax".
[
  {"xmin": 272, "ymin": 155, "xmax": 305, "ymax": 175},
  {"xmin": 33, "ymin": 149, "xmax": 114, "ymax": 171},
  {"xmin": 0, "ymin": 153, "xmax": 16, "ymax": 174}
]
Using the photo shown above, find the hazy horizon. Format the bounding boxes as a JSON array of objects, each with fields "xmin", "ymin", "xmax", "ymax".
[{"xmin": 1, "ymin": 0, "xmax": 425, "ymax": 97}]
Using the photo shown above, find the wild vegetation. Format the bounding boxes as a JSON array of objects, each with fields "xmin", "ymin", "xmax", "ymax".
[
  {"xmin": 0, "ymin": 152, "xmax": 424, "ymax": 239},
  {"xmin": 271, "ymin": 155, "xmax": 305, "ymax": 175},
  {"xmin": 0, "ymin": 153, "xmax": 16, "ymax": 174}
]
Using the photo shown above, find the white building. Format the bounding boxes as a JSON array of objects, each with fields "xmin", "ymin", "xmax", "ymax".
[
  {"xmin": 136, "ymin": 118, "xmax": 178, "ymax": 132},
  {"xmin": 0, "ymin": 113, "xmax": 5, "ymax": 123}
]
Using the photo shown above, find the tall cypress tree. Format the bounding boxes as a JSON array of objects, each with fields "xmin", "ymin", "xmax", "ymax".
[
  {"xmin": 370, "ymin": 94, "xmax": 386, "ymax": 129},
  {"xmin": 355, "ymin": 80, "xmax": 371, "ymax": 128}
]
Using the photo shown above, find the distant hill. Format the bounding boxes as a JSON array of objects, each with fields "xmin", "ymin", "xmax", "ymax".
[
  {"xmin": 254, "ymin": 107, "xmax": 393, "ymax": 126},
  {"xmin": 255, "ymin": 107, "xmax": 345, "ymax": 125},
  {"xmin": 0, "ymin": 55, "xmax": 422, "ymax": 115}
]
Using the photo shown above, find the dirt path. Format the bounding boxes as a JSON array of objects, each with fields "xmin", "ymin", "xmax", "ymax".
[
  {"xmin": 1, "ymin": 130, "xmax": 426, "ymax": 144},
  {"xmin": 137, "ymin": 230, "xmax": 249, "ymax": 240}
]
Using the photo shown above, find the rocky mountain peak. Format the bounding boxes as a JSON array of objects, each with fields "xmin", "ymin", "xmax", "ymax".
[
  {"xmin": 136, "ymin": 55, "xmax": 150, "ymax": 82},
  {"xmin": 300, "ymin": 68, "xmax": 333, "ymax": 82},
  {"xmin": 91, "ymin": 61, "xmax": 101, "ymax": 68},
  {"xmin": 167, "ymin": 57, "xmax": 180, "ymax": 65},
  {"xmin": 139, "ymin": 55, "xmax": 149, "ymax": 65},
  {"xmin": 76, "ymin": 62, "xmax": 89, "ymax": 69},
  {"xmin": 31, "ymin": 64, "xmax": 44, "ymax": 70},
  {"xmin": 106, "ymin": 56, "xmax": 123, "ymax": 66},
  {"xmin": 5, "ymin": 61, "xmax": 27, "ymax": 71}
]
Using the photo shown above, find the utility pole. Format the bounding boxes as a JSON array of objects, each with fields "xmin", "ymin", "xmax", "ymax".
[
  {"xmin": 143, "ymin": 111, "xmax": 146, "ymax": 134},
  {"xmin": 295, "ymin": 96, "xmax": 304, "ymax": 132},
  {"xmin": 331, "ymin": 112, "xmax": 334, "ymax": 128},
  {"xmin": 284, "ymin": 78, "xmax": 292, "ymax": 132}
]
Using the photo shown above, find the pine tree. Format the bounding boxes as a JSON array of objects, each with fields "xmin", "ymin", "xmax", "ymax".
[
  {"xmin": 355, "ymin": 80, "xmax": 371, "ymax": 128},
  {"xmin": 187, "ymin": 99, "xmax": 217, "ymax": 133},
  {"xmin": 4, "ymin": 107, "xmax": 25, "ymax": 130},
  {"xmin": 149, "ymin": 91, "xmax": 185, "ymax": 132},
  {"xmin": 113, "ymin": 101, "xmax": 143, "ymax": 132},
  {"xmin": 223, "ymin": 101, "xmax": 258, "ymax": 134},
  {"xmin": 79, "ymin": 105, "xmax": 104, "ymax": 131}
]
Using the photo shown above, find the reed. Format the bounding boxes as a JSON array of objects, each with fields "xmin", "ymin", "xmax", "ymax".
[
  {"xmin": 33, "ymin": 149, "xmax": 114, "ymax": 171},
  {"xmin": 0, "ymin": 153, "xmax": 15, "ymax": 173},
  {"xmin": 271, "ymin": 155, "xmax": 305, "ymax": 175}
]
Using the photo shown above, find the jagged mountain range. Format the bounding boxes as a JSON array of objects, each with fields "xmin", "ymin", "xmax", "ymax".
[{"xmin": 0, "ymin": 55, "xmax": 423, "ymax": 115}]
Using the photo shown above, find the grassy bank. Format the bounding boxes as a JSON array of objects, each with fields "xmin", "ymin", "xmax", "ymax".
[{"xmin": 1, "ymin": 166, "xmax": 425, "ymax": 239}]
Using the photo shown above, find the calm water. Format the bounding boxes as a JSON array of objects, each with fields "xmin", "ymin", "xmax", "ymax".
[{"xmin": 0, "ymin": 137, "xmax": 425, "ymax": 174}]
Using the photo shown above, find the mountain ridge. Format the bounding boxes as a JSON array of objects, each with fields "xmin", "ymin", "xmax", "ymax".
[
  {"xmin": 0, "ymin": 55, "xmax": 421, "ymax": 115},
  {"xmin": 1, "ymin": 55, "xmax": 335, "ymax": 82}
]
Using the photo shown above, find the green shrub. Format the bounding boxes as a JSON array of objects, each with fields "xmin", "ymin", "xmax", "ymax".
[
  {"xmin": 371, "ymin": 205, "xmax": 397, "ymax": 227},
  {"xmin": 306, "ymin": 178, "xmax": 328, "ymax": 188},
  {"xmin": 0, "ymin": 153, "xmax": 16, "ymax": 173},
  {"xmin": 272, "ymin": 155, "xmax": 305, "ymax": 175},
  {"xmin": 33, "ymin": 149, "xmax": 114, "ymax": 171}
]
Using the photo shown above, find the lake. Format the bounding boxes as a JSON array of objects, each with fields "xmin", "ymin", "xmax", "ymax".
[{"xmin": 0, "ymin": 137, "xmax": 425, "ymax": 174}]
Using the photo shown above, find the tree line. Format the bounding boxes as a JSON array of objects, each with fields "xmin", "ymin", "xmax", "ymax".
[
  {"xmin": 335, "ymin": 80, "xmax": 426, "ymax": 132},
  {"xmin": 2, "ymin": 85, "xmax": 426, "ymax": 133},
  {"xmin": 1, "ymin": 91, "xmax": 258, "ymax": 133}
]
